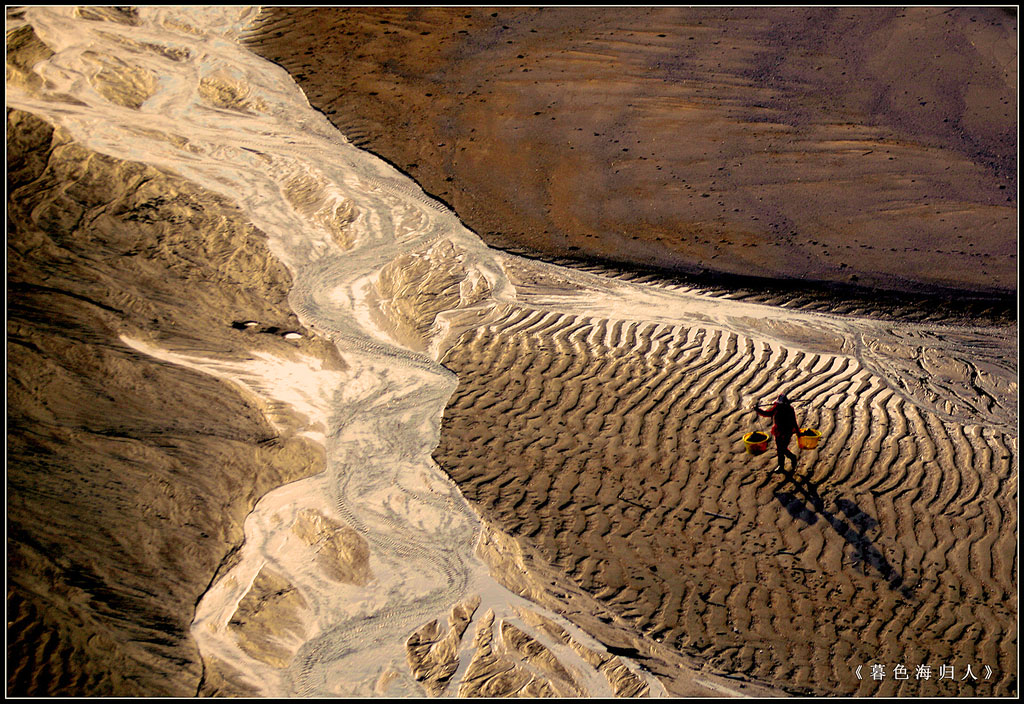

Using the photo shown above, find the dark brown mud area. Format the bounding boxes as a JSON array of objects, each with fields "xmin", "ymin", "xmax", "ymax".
[{"xmin": 245, "ymin": 7, "xmax": 1016, "ymax": 312}]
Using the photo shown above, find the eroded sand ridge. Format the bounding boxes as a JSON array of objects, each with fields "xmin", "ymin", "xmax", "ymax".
[{"xmin": 6, "ymin": 5, "xmax": 1017, "ymax": 699}]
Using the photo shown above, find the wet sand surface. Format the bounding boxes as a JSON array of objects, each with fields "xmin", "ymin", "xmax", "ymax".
[
  {"xmin": 245, "ymin": 6, "xmax": 1016, "ymax": 300},
  {"xmin": 432, "ymin": 277, "xmax": 1017, "ymax": 696},
  {"xmin": 246, "ymin": 6, "xmax": 1019, "ymax": 698},
  {"xmin": 7, "ymin": 6, "xmax": 1017, "ymax": 699}
]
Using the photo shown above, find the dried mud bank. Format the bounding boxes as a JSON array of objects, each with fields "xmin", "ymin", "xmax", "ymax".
[
  {"xmin": 245, "ymin": 6, "xmax": 1016, "ymax": 303},
  {"xmin": 6, "ymin": 108, "xmax": 335, "ymax": 696}
]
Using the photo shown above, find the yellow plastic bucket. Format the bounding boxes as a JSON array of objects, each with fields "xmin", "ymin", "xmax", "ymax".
[
  {"xmin": 797, "ymin": 428, "xmax": 821, "ymax": 450},
  {"xmin": 743, "ymin": 431, "xmax": 770, "ymax": 455}
]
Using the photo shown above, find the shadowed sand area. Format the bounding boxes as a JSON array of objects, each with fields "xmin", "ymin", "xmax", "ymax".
[
  {"xmin": 6, "ymin": 107, "xmax": 338, "ymax": 695},
  {"xmin": 245, "ymin": 7, "xmax": 1018, "ymax": 698},
  {"xmin": 431, "ymin": 293, "xmax": 1016, "ymax": 696},
  {"xmin": 245, "ymin": 6, "xmax": 1016, "ymax": 302},
  {"xmin": 6, "ymin": 5, "xmax": 1016, "ymax": 698}
]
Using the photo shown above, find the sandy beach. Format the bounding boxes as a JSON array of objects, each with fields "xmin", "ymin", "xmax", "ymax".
[
  {"xmin": 6, "ymin": 5, "xmax": 1017, "ymax": 699},
  {"xmin": 6, "ymin": 105, "xmax": 336, "ymax": 695}
]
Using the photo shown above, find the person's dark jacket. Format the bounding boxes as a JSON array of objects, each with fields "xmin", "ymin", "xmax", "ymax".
[{"xmin": 756, "ymin": 400, "xmax": 798, "ymax": 440}]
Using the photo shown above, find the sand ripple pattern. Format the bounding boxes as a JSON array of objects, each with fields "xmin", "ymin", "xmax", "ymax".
[
  {"xmin": 8, "ymin": 5, "xmax": 1016, "ymax": 699},
  {"xmin": 6, "ymin": 6, "xmax": 666, "ymax": 698},
  {"xmin": 434, "ymin": 305, "xmax": 1017, "ymax": 696}
]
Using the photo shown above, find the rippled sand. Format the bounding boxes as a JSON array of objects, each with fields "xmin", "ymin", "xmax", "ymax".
[
  {"xmin": 6, "ymin": 5, "xmax": 1017, "ymax": 699},
  {"xmin": 431, "ymin": 265, "xmax": 1016, "ymax": 696},
  {"xmin": 245, "ymin": 11, "xmax": 1017, "ymax": 694}
]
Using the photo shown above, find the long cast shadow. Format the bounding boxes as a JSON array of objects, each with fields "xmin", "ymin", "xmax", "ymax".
[{"xmin": 772, "ymin": 469, "xmax": 914, "ymax": 598}]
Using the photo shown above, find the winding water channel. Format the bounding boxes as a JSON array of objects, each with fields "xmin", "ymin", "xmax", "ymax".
[{"xmin": 7, "ymin": 5, "xmax": 1015, "ymax": 698}]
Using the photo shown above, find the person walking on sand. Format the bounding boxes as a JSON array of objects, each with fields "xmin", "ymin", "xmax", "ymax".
[{"xmin": 754, "ymin": 394, "xmax": 799, "ymax": 472}]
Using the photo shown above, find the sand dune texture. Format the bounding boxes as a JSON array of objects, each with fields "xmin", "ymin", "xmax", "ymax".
[
  {"xmin": 246, "ymin": 6, "xmax": 1016, "ymax": 301},
  {"xmin": 432, "ymin": 293, "xmax": 1017, "ymax": 697},
  {"xmin": 6, "ymin": 107, "xmax": 339, "ymax": 695},
  {"xmin": 7, "ymin": 6, "xmax": 1017, "ymax": 699},
  {"xmin": 6, "ymin": 9, "xmax": 698, "ymax": 697}
]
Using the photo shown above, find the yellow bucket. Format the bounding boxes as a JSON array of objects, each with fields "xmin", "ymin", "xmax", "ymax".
[
  {"xmin": 797, "ymin": 428, "xmax": 821, "ymax": 450},
  {"xmin": 743, "ymin": 431, "xmax": 770, "ymax": 455}
]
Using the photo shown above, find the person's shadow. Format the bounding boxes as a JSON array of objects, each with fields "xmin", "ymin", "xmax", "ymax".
[{"xmin": 772, "ymin": 469, "xmax": 914, "ymax": 599}]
